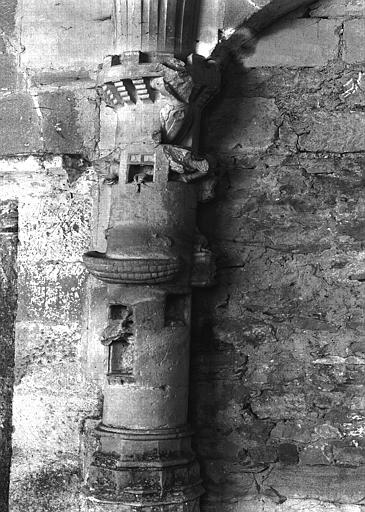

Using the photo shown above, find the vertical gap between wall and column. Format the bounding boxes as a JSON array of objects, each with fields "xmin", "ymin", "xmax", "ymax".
[{"xmin": 0, "ymin": 200, "xmax": 18, "ymax": 512}]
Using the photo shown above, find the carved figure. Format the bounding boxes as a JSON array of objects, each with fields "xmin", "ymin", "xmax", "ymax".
[
  {"xmin": 163, "ymin": 145, "xmax": 210, "ymax": 182},
  {"xmin": 173, "ymin": 54, "xmax": 221, "ymax": 156}
]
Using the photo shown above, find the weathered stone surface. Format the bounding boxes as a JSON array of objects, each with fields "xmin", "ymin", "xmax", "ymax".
[
  {"xmin": 10, "ymin": 460, "xmax": 81, "ymax": 512},
  {"xmin": 270, "ymin": 421, "xmax": 312, "ymax": 443},
  {"xmin": 74, "ymin": 88, "xmax": 100, "ymax": 160},
  {"xmin": 333, "ymin": 443, "xmax": 365, "ymax": 465},
  {"xmin": 310, "ymin": 0, "xmax": 365, "ymax": 18},
  {"xmin": 0, "ymin": 0, "xmax": 17, "ymax": 35},
  {"xmin": 39, "ymin": 91, "xmax": 83, "ymax": 154},
  {"xmin": 0, "ymin": 157, "xmax": 100, "ymax": 511},
  {"xmin": 15, "ymin": 322, "xmax": 80, "ymax": 383},
  {"xmin": 0, "ymin": 200, "xmax": 18, "ymax": 512},
  {"xmin": 0, "ymin": 157, "xmax": 96, "ymax": 261},
  {"xmin": 12, "ymin": 361, "xmax": 100, "ymax": 455},
  {"xmin": 192, "ymin": 136, "xmax": 365, "ymax": 508},
  {"xmin": 265, "ymin": 466, "xmax": 365, "ymax": 503},
  {"xmin": 298, "ymin": 112, "xmax": 365, "ymax": 152},
  {"xmin": 343, "ymin": 19, "xmax": 365, "ymax": 64},
  {"xmin": 282, "ymin": 503, "xmax": 364, "ymax": 512},
  {"xmin": 16, "ymin": 262, "xmax": 87, "ymax": 325},
  {"xmin": 244, "ymin": 19, "xmax": 339, "ymax": 68},
  {"xmin": 300, "ymin": 444, "xmax": 333, "ymax": 465},
  {"xmin": 0, "ymin": 55, "xmax": 17, "ymax": 93},
  {"xmin": 0, "ymin": 94, "xmax": 42, "ymax": 155},
  {"xmin": 22, "ymin": 89, "xmax": 99, "ymax": 158},
  {"xmin": 19, "ymin": 0, "xmax": 114, "ymax": 70},
  {"xmin": 19, "ymin": 187, "xmax": 94, "ymax": 263},
  {"xmin": 251, "ymin": 392, "xmax": 309, "ymax": 420},
  {"xmin": 205, "ymin": 97, "xmax": 280, "ymax": 153},
  {"xmin": 203, "ymin": 500, "xmax": 364, "ymax": 512},
  {"xmin": 40, "ymin": 88, "xmax": 98, "ymax": 158},
  {"xmin": 99, "ymin": 103, "xmax": 118, "ymax": 157}
]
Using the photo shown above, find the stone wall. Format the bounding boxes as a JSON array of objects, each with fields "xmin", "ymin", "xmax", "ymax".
[
  {"xmin": 1, "ymin": 158, "xmax": 101, "ymax": 512},
  {"xmin": 191, "ymin": 2, "xmax": 365, "ymax": 511},
  {"xmin": 0, "ymin": 0, "xmax": 364, "ymax": 511},
  {"xmin": 0, "ymin": 0, "xmax": 105, "ymax": 507}
]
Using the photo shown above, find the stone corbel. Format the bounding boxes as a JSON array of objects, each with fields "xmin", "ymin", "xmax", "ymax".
[{"xmin": 82, "ymin": 2, "xmax": 220, "ymax": 511}]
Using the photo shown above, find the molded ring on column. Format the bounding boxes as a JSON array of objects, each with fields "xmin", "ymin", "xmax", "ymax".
[
  {"xmin": 83, "ymin": 251, "xmax": 181, "ymax": 284},
  {"xmin": 97, "ymin": 424, "xmax": 194, "ymax": 440}
]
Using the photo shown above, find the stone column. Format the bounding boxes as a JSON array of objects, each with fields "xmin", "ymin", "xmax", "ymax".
[
  {"xmin": 0, "ymin": 200, "xmax": 18, "ymax": 512},
  {"xmin": 82, "ymin": 2, "xmax": 218, "ymax": 511}
]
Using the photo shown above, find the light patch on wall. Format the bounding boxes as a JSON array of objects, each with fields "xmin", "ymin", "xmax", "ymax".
[
  {"xmin": 245, "ymin": 0, "xmax": 260, "ymax": 10},
  {"xmin": 341, "ymin": 71, "xmax": 363, "ymax": 99},
  {"xmin": 221, "ymin": 27, "xmax": 236, "ymax": 40}
]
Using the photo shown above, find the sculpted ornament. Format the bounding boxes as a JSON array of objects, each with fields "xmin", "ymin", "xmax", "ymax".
[
  {"xmin": 82, "ymin": 2, "xmax": 220, "ymax": 511},
  {"xmin": 97, "ymin": 53, "xmax": 220, "ymax": 191},
  {"xmin": 85, "ymin": 50, "xmax": 219, "ymax": 287}
]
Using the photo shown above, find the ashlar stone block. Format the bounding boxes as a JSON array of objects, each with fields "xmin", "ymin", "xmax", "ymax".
[
  {"xmin": 298, "ymin": 112, "xmax": 365, "ymax": 153},
  {"xmin": 310, "ymin": 0, "xmax": 365, "ymax": 18},
  {"xmin": 265, "ymin": 465, "xmax": 365, "ymax": 504},
  {"xmin": 206, "ymin": 97, "xmax": 280, "ymax": 153},
  {"xmin": 343, "ymin": 19, "xmax": 365, "ymax": 64},
  {"xmin": 19, "ymin": 0, "xmax": 114, "ymax": 71},
  {"xmin": 244, "ymin": 19, "xmax": 339, "ymax": 68},
  {"xmin": 0, "ymin": 94, "xmax": 42, "ymax": 155}
]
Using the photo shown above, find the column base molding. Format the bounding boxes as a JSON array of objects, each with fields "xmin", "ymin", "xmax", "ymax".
[
  {"xmin": 82, "ymin": 423, "xmax": 203, "ymax": 511},
  {"xmin": 81, "ymin": 494, "xmax": 201, "ymax": 512}
]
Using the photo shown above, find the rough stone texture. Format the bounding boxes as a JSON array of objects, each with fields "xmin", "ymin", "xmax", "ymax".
[
  {"xmin": 265, "ymin": 466, "xmax": 365, "ymax": 503},
  {"xmin": 310, "ymin": 0, "xmax": 365, "ymax": 18},
  {"xmin": 0, "ymin": 200, "xmax": 18, "ymax": 512},
  {"xmin": 204, "ymin": 502, "xmax": 365, "ymax": 512},
  {"xmin": 0, "ymin": 0, "xmax": 21, "ymax": 113},
  {"xmin": 191, "ymin": 2, "xmax": 365, "ymax": 510},
  {"xmin": 244, "ymin": 19, "xmax": 339, "ymax": 68},
  {"xmin": 343, "ymin": 19, "xmax": 365, "ymax": 64},
  {"xmin": 298, "ymin": 112, "xmax": 365, "ymax": 153},
  {"xmin": 0, "ymin": 157, "xmax": 101, "ymax": 512},
  {"xmin": 39, "ymin": 91, "xmax": 84, "ymax": 154}
]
